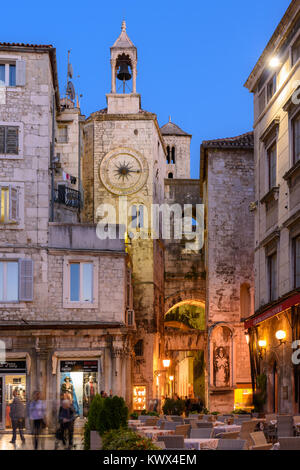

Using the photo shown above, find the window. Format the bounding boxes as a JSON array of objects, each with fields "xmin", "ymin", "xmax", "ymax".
[
  {"xmin": 293, "ymin": 236, "xmax": 300, "ymax": 289},
  {"xmin": 292, "ymin": 112, "xmax": 300, "ymax": 164},
  {"xmin": 292, "ymin": 35, "xmax": 300, "ymax": 66},
  {"xmin": 267, "ymin": 142, "xmax": 277, "ymax": 189},
  {"xmin": 131, "ymin": 205, "xmax": 144, "ymax": 229},
  {"xmin": 171, "ymin": 146, "xmax": 175, "ymax": 164},
  {"xmin": 0, "ymin": 259, "xmax": 33, "ymax": 302},
  {"xmin": 240, "ymin": 283, "xmax": 251, "ymax": 318},
  {"xmin": 70, "ymin": 262, "xmax": 93, "ymax": 302},
  {"xmin": 0, "ymin": 63, "xmax": 16, "ymax": 87},
  {"xmin": 0, "ymin": 261, "xmax": 18, "ymax": 301},
  {"xmin": 258, "ymin": 90, "xmax": 266, "ymax": 115},
  {"xmin": 267, "ymin": 75, "xmax": 276, "ymax": 102},
  {"xmin": 134, "ymin": 340, "xmax": 144, "ymax": 357},
  {"xmin": 268, "ymin": 252, "xmax": 277, "ymax": 302},
  {"xmin": 168, "ymin": 172, "xmax": 173, "ymax": 179},
  {"xmin": 0, "ymin": 185, "xmax": 19, "ymax": 224},
  {"xmin": 57, "ymin": 126, "xmax": 68, "ymax": 144},
  {"xmin": 166, "ymin": 146, "xmax": 170, "ymax": 164},
  {"xmin": 0, "ymin": 126, "xmax": 18, "ymax": 155}
]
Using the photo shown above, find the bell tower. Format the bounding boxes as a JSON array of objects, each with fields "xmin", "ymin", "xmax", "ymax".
[{"xmin": 107, "ymin": 20, "xmax": 141, "ymax": 114}]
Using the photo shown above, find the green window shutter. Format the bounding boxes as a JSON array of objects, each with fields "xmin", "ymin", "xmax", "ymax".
[
  {"xmin": 16, "ymin": 60, "xmax": 26, "ymax": 86},
  {"xmin": 6, "ymin": 127, "xmax": 18, "ymax": 154},
  {"xmin": 10, "ymin": 187, "xmax": 18, "ymax": 221}
]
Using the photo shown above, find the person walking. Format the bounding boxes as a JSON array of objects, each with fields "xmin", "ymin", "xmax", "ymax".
[
  {"xmin": 9, "ymin": 389, "xmax": 26, "ymax": 446},
  {"xmin": 28, "ymin": 391, "xmax": 46, "ymax": 450},
  {"xmin": 58, "ymin": 399, "xmax": 75, "ymax": 450}
]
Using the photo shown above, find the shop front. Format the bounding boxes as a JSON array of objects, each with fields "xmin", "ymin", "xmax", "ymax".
[
  {"xmin": 58, "ymin": 360, "xmax": 100, "ymax": 418},
  {"xmin": 0, "ymin": 361, "xmax": 27, "ymax": 430}
]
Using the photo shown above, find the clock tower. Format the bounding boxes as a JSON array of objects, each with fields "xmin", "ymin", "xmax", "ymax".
[{"xmin": 82, "ymin": 21, "xmax": 166, "ymax": 408}]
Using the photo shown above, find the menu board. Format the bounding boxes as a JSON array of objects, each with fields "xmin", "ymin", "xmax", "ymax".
[{"xmin": 0, "ymin": 361, "xmax": 26, "ymax": 373}]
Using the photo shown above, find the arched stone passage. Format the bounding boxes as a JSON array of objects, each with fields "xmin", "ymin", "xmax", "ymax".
[
  {"xmin": 165, "ymin": 289, "xmax": 206, "ymax": 313},
  {"xmin": 165, "ymin": 300, "xmax": 205, "ymax": 331}
]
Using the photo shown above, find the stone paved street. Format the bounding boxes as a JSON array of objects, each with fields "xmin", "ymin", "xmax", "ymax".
[{"xmin": 0, "ymin": 433, "xmax": 84, "ymax": 451}]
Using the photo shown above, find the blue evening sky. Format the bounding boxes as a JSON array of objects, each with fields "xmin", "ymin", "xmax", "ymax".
[{"xmin": 1, "ymin": 0, "xmax": 292, "ymax": 178}]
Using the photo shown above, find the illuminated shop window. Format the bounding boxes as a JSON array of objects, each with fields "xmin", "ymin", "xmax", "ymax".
[
  {"xmin": 133, "ymin": 385, "xmax": 146, "ymax": 411},
  {"xmin": 234, "ymin": 387, "xmax": 253, "ymax": 411}
]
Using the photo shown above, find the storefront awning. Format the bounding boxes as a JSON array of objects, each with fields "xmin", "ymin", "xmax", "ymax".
[{"xmin": 244, "ymin": 292, "xmax": 300, "ymax": 329}]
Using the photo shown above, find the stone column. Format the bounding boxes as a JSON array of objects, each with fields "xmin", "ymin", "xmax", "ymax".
[
  {"xmin": 111, "ymin": 59, "xmax": 116, "ymax": 93},
  {"xmin": 112, "ymin": 347, "xmax": 122, "ymax": 396},
  {"xmin": 132, "ymin": 61, "xmax": 137, "ymax": 93}
]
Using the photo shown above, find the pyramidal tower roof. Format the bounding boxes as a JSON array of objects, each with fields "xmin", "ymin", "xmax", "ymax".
[
  {"xmin": 160, "ymin": 116, "xmax": 191, "ymax": 136},
  {"xmin": 112, "ymin": 20, "xmax": 135, "ymax": 49}
]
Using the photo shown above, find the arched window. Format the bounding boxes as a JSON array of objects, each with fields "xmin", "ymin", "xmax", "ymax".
[
  {"xmin": 240, "ymin": 283, "xmax": 251, "ymax": 318},
  {"xmin": 168, "ymin": 172, "xmax": 173, "ymax": 179},
  {"xmin": 134, "ymin": 340, "xmax": 144, "ymax": 357},
  {"xmin": 166, "ymin": 146, "xmax": 170, "ymax": 164},
  {"xmin": 171, "ymin": 146, "xmax": 175, "ymax": 164}
]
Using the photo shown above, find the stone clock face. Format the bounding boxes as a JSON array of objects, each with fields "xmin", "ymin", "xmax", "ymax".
[{"xmin": 99, "ymin": 148, "xmax": 149, "ymax": 196}]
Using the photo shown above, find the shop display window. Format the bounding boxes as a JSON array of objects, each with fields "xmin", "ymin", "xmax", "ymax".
[{"xmin": 133, "ymin": 385, "xmax": 146, "ymax": 411}]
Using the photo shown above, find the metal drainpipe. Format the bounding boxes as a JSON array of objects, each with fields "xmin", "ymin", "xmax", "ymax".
[{"xmin": 50, "ymin": 93, "xmax": 55, "ymax": 222}]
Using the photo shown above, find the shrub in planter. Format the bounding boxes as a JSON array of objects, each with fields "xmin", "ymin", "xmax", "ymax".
[
  {"xmin": 83, "ymin": 394, "xmax": 128, "ymax": 449},
  {"xmin": 141, "ymin": 410, "xmax": 159, "ymax": 417},
  {"xmin": 211, "ymin": 411, "xmax": 220, "ymax": 415},
  {"xmin": 102, "ymin": 428, "xmax": 159, "ymax": 450},
  {"xmin": 162, "ymin": 398, "xmax": 185, "ymax": 416},
  {"xmin": 130, "ymin": 412, "xmax": 139, "ymax": 420}
]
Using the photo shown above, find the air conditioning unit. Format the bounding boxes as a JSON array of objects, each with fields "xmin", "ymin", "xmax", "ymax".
[{"xmin": 126, "ymin": 309, "xmax": 135, "ymax": 327}]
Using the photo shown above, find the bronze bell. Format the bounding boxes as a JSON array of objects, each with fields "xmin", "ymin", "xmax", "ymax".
[{"xmin": 117, "ymin": 61, "xmax": 132, "ymax": 81}]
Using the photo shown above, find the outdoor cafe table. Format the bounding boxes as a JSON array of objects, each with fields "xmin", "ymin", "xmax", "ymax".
[
  {"xmin": 139, "ymin": 429, "xmax": 175, "ymax": 441},
  {"xmin": 212, "ymin": 424, "xmax": 241, "ymax": 437},
  {"xmin": 184, "ymin": 438, "xmax": 219, "ymax": 450}
]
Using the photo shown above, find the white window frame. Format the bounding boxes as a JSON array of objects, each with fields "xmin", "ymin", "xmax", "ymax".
[
  {"xmin": 0, "ymin": 55, "xmax": 22, "ymax": 89},
  {"xmin": 0, "ymin": 182, "xmax": 24, "ymax": 229},
  {"xmin": 0, "ymin": 121, "xmax": 23, "ymax": 159},
  {"xmin": 63, "ymin": 256, "xmax": 98, "ymax": 309},
  {"xmin": 0, "ymin": 259, "xmax": 19, "ymax": 302}
]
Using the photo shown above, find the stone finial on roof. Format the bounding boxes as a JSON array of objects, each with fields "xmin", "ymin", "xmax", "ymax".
[
  {"xmin": 121, "ymin": 20, "xmax": 126, "ymax": 32},
  {"xmin": 112, "ymin": 19, "xmax": 135, "ymax": 49}
]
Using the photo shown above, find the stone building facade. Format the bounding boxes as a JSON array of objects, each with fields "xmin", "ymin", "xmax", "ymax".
[
  {"xmin": 0, "ymin": 43, "xmax": 132, "ymax": 431},
  {"xmin": 244, "ymin": 0, "xmax": 300, "ymax": 414},
  {"xmin": 200, "ymin": 133, "xmax": 254, "ymax": 412}
]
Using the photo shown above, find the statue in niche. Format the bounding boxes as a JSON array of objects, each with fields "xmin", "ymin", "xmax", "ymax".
[{"xmin": 213, "ymin": 346, "xmax": 230, "ymax": 387}]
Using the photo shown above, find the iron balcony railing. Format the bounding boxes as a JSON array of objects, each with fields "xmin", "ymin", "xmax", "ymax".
[{"xmin": 54, "ymin": 187, "xmax": 81, "ymax": 209}]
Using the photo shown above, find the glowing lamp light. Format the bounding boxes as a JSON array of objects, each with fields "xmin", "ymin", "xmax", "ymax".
[
  {"xmin": 163, "ymin": 359, "xmax": 171, "ymax": 368},
  {"xmin": 258, "ymin": 339, "xmax": 267, "ymax": 348},
  {"xmin": 169, "ymin": 376, "xmax": 174, "ymax": 381},
  {"xmin": 245, "ymin": 334, "xmax": 250, "ymax": 345},
  {"xmin": 275, "ymin": 330, "xmax": 286, "ymax": 341},
  {"xmin": 269, "ymin": 56, "xmax": 281, "ymax": 68}
]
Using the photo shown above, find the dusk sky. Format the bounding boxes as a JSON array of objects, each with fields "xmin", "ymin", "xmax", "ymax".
[{"xmin": 1, "ymin": 0, "xmax": 292, "ymax": 178}]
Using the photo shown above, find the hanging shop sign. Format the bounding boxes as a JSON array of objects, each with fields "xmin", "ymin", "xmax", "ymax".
[
  {"xmin": 60, "ymin": 360, "xmax": 98, "ymax": 373},
  {"xmin": 0, "ymin": 361, "xmax": 27, "ymax": 373}
]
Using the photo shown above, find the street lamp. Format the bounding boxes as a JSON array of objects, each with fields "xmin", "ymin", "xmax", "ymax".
[
  {"xmin": 258, "ymin": 339, "xmax": 267, "ymax": 358},
  {"xmin": 275, "ymin": 330, "xmax": 286, "ymax": 345},
  {"xmin": 163, "ymin": 359, "xmax": 171, "ymax": 368}
]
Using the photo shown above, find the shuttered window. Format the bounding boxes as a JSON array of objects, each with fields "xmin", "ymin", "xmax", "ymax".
[
  {"xmin": 18, "ymin": 259, "xmax": 33, "ymax": 301},
  {"xmin": 268, "ymin": 142, "xmax": 277, "ymax": 189},
  {"xmin": 0, "ymin": 126, "xmax": 18, "ymax": 155},
  {"xmin": 0, "ymin": 185, "xmax": 19, "ymax": 224},
  {"xmin": 0, "ymin": 261, "xmax": 19, "ymax": 301},
  {"xmin": 268, "ymin": 252, "xmax": 277, "ymax": 302},
  {"xmin": 293, "ymin": 112, "xmax": 300, "ymax": 164},
  {"xmin": 292, "ymin": 36, "xmax": 300, "ymax": 67}
]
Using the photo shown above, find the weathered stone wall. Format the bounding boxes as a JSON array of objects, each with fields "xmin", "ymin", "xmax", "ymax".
[{"xmin": 205, "ymin": 147, "xmax": 254, "ymax": 410}]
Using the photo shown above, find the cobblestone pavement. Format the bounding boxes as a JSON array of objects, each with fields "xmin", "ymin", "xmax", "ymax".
[{"xmin": 0, "ymin": 433, "xmax": 84, "ymax": 450}]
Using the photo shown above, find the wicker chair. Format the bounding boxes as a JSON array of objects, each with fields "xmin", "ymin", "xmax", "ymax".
[
  {"xmin": 219, "ymin": 431, "xmax": 240, "ymax": 440},
  {"xmin": 170, "ymin": 416, "xmax": 184, "ymax": 423},
  {"xmin": 145, "ymin": 417, "xmax": 159, "ymax": 427},
  {"xmin": 277, "ymin": 415, "xmax": 294, "ymax": 438},
  {"xmin": 160, "ymin": 421, "xmax": 177, "ymax": 431},
  {"xmin": 196, "ymin": 421, "xmax": 213, "ymax": 429},
  {"xmin": 293, "ymin": 416, "xmax": 300, "ymax": 436},
  {"xmin": 239, "ymin": 420, "xmax": 259, "ymax": 449},
  {"xmin": 250, "ymin": 432, "xmax": 273, "ymax": 450},
  {"xmin": 216, "ymin": 439, "xmax": 246, "ymax": 450},
  {"xmin": 175, "ymin": 424, "xmax": 190, "ymax": 438},
  {"xmin": 157, "ymin": 435, "xmax": 185, "ymax": 449},
  {"xmin": 190, "ymin": 428, "xmax": 213, "ymax": 439},
  {"xmin": 279, "ymin": 437, "xmax": 300, "ymax": 450}
]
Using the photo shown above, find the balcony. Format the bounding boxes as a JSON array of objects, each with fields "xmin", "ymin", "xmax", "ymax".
[{"xmin": 54, "ymin": 187, "xmax": 81, "ymax": 209}]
